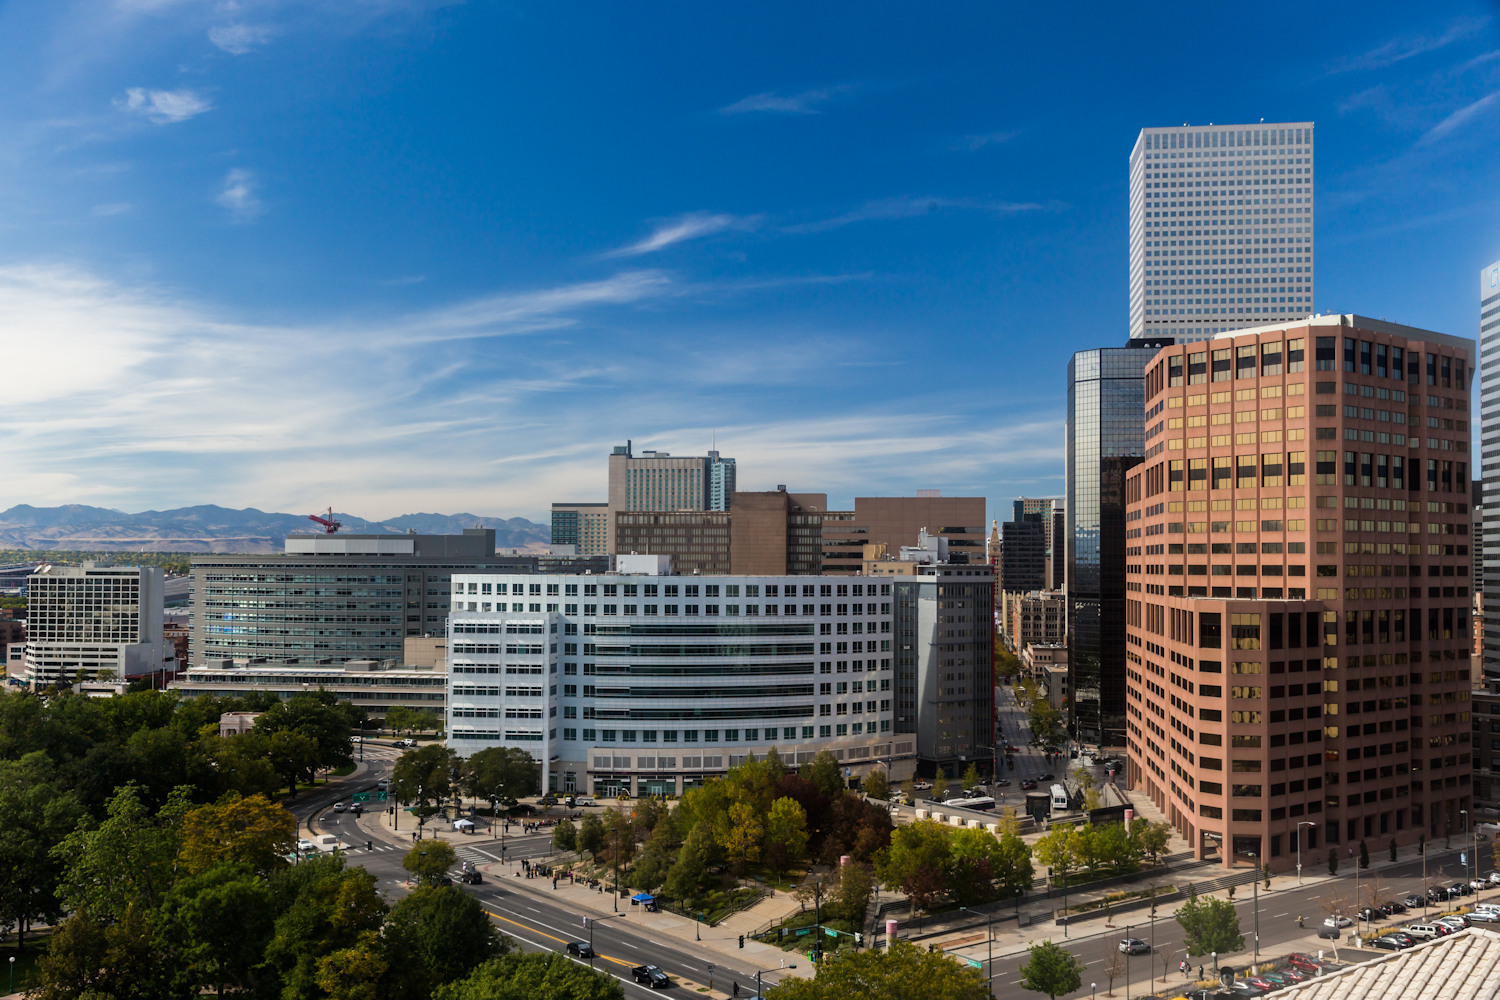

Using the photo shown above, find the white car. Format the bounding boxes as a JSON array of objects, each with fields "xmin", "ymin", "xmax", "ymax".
[
  {"xmin": 296, "ymin": 838, "xmax": 314, "ymax": 852},
  {"xmin": 1323, "ymin": 915, "xmax": 1354, "ymax": 928},
  {"xmin": 1489, "ymin": 871, "xmax": 1500, "ymax": 886}
]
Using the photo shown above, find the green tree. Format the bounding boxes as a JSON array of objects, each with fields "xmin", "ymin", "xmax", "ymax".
[
  {"xmin": 830, "ymin": 860, "xmax": 876, "ymax": 924},
  {"xmin": 719, "ymin": 799, "xmax": 763, "ymax": 875},
  {"xmin": 552, "ymin": 818, "xmax": 578, "ymax": 854},
  {"xmin": 1133, "ymin": 820, "xmax": 1172, "ymax": 865},
  {"xmin": 1175, "ymin": 890, "xmax": 1244, "ymax": 957},
  {"xmin": 773, "ymin": 938, "xmax": 986, "ymax": 1000},
  {"xmin": 1031, "ymin": 823, "xmax": 1076, "ymax": 878},
  {"xmin": 876, "ymin": 819, "xmax": 952, "ymax": 914},
  {"xmin": 630, "ymin": 818, "xmax": 675, "ymax": 893},
  {"xmin": 433, "ymin": 952, "xmax": 624, "ymax": 1000},
  {"xmin": 56, "ymin": 783, "xmax": 189, "ymax": 921},
  {"xmin": 1018, "ymin": 940, "xmax": 1085, "ymax": 1000},
  {"xmin": 803, "ymin": 750, "xmax": 845, "ymax": 800},
  {"xmin": 178, "ymin": 791, "xmax": 296, "ymax": 876},
  {"xmin": 403, "ymin": 839, "xmax": 458, "ymax": 885},
  {"xmin": 29, "ymin": 905, "xmax": 173, "ymax": 1000},
  {"xmin": 0, "ymin": 752, "xmax": 86, "ymax": 951},
  {"xmin": 315, "ymin": 930, "xmax": 388, "ymax": 1000},
  {"xmin": 462, "ymin": 747, "xmax": 540, "ymax": 811},
  {"xmin": 863, "ymin": 767, "xmax": 890, "ymax": 802},
  {"xmin": 961, "ymin": 762, "xmax": 983, "ymax": 792},
  {"xmin": 263, "ymin": 859, "xmax": 388, "ymax": 1000},
  {"xmin": 384, "ymin": 706, "xmax": 419, "ymax": 736},
  {"xmin": 1027, "ymin": 702, "xmax": 1066, "ymax": 749},
  {"xmin": 384, "ymin": 885, "xmax": 511, "ymax": 997},
  {"xmin": 156, "ymin": 862, "xmax": 275, "ymax": 999},
  {"xmin": 393, "ymin": 743, "xmax": 461, "ymax": 819},
  {"xmin": 765, "ymin": 796, "xmax": 810, "ymax": 880},
  {"xmin": 1359, "ymin": 839, "xmax": 1370, "ymax": 870},
  {"xmin": 254, "ymin": 688, "xmax": 356, "ymax": 775},
  {"xmin": 577, "ymin": 813, "xmax": 606, "ymax": 857},
  {"xmin": 991, "ymin": 830, "xmax": 1035, "ymax": 899},
  {"xmin": 664, "ymin": 822, "xmax": 711, "ymax": 905},
  {"xmin": 263, "ymin": 727, "xmax": 322, "ymax": 796}
]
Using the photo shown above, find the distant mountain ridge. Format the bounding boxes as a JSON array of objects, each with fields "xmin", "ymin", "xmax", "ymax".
[{"xmin": 0, "ymin": 504, "xmax": 550, "ymax": 554}]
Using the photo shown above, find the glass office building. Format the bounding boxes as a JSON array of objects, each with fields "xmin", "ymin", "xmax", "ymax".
[{"xmin": 1067, "ymin": 343, "xmax": 1164, "ymax": 746}]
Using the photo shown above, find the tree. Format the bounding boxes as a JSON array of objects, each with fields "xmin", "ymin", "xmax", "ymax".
[
  {"xmin": 383, "ymin": 885, "xmax": 510, "ymax": 997},
  {"xmin": 552, "ymin": 818, "xmax": 578, "ymax": 854},
  {"xmin": 433, "ymin": 952, "xmax": 624, "ymax": 1000},
  {"xmin": 863, "ymin": 767, "xmax": 890, "ymax": 802},
  {"xmin": 315, "ymin": 930, "xmax": 388, "ymax": 1000},
  {"xmin": 1328, "ymin": 847, "xmax": 1338, "ymax": 876},
  {"xmin": 254, "ymin": 689, "xmax": 356, "ymax": 775},
  {"xmin": 404, "ymin": 839, "xmax": 458, "ymax": 885},
  {"xmin": 804, "ymin": 750, "xmax": 845, "ymax": 801},
  {"xmin": 462, "ymin": 747, "xmax": 540, "ymax": 811},
  {"xmin": 56, "ymin": 783, "xmax": 189, "ymax": 921},
  {"xmin": 577, "ymin": 813, "xmax": 606, "ymax": 857},
  {"xmin": 961, "ymin": 762, "xmax": 983, "ymax": 792},
  {"xmin": 393, "ymin": 743, "xmax": 461, "ymax": 818},
  {"xmin": 830, "ymin": 861, "xmax": 876, "ymax": 925},
  {"xmin": 1134, "ymin": 821, "xmax": 1172, "ymax": 865},
  {"xmin": 1359, "ymin": 839, "xmax": 1370, "ymax": 870},
  {"xmin": 0, "ymin": 752, "xmax": 86, "ymax": 951},
  {"xmin": 263, "ymin": 727, "xmax": 322, "ymax": 795},
  {"xmin": 765, "ymin": 796, "xmax": 810, "ymax": 880},
  {"xmin": 720, "ymin": 799, "xmax": 763, "ymax": 875},
  {"xmin": 178, "ymin": 791, "xmax": 296, "ymax": 876},
  {"xmin": 156, "ymin": 862, "xmax": 275, "ymax": 999},
  {"xmin": 774, "ymin": 938, "xmax": 986, "ymax": 1000},
  {"xmin": 876, "ymin": 819, "xmax": 952, "ymax": 893},
  {"xmin": 664, "ymin": 823, "xmax": 711, "ymax": 905},
  {"xmin": 630, "ymin": 818, "xmax": 675, "ymax": 893},
  {"xmin": 28, "ymin": 905, "xmax": 172, "ymax": 1000},
  {"xmin": 1175, "ymin": 890, "xmax": 1244, "ymax": 957},
  {"xmin": 1018, "ymin": 940, "xmax": 1085, "ymax": 1000},
  {"xmin": 1101, "ymin": 949, "xmax": 1126, "ymax": 997},
  {"xmin": 263, "ymin": 859, "xmax": 388, "ymax": 1000},
  {"xmin": 1031, "ymin": 823, "xmax": 1076, "ymax": 878}
]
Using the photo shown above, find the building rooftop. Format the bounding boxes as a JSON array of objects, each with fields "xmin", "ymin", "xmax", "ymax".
[
  {"xmin": 1208, "ymin": 313, "xmax": 1472, "ymax": 352},
  {"xmin": 1277, "ymin": 928, "xmax": 1500, "ymax": 1000}
]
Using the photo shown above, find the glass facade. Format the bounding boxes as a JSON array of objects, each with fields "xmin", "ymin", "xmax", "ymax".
[
  {"xmin": 1482, "ymin": 261, "xmax": 1500, "ymax": 681},
  {"xmin": 1067, "ymin": 345, "xmax": 1157, "ymax": 745}
]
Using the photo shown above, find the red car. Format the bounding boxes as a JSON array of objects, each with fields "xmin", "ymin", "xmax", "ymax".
[
  {"xmin": 1246, "ymin": 977, "xmax": 1279, "ymax": 991},
  {"xmin": 1286, "ymin": 953, "xmax": 1321, "ymax": 974}
]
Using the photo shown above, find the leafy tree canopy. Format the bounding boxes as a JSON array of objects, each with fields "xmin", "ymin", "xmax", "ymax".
[{"xmin": 773, "ymin": 939, "xmax": 987, "ymax": 1000}]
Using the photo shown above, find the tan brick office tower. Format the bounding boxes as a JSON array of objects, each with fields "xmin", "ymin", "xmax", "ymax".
[{"xmin": 1123, "ymin": 316, "xmax": 1475, "ymax": 871}]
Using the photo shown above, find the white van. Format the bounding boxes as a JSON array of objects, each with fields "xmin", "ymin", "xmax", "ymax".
[
  {"xmin": 376, "ymin": 779, "xmax": 392, "ymax": 793},
  {"xmin": 1403, "ymin": 923, "xmax": 1443, "ymax": 940},
  {"xmin": 574, "ymin": 795, "xmax": 598, "ymax": 807}
]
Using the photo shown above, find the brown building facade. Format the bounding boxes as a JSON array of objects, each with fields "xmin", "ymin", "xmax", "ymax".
[
  {"xmin": 1124, "ymin": 317, "xmax": 1475, "ymax": 870},
  {"xmin": 822, "ymin": 496, "xmax": 987, "ymax": 574}
]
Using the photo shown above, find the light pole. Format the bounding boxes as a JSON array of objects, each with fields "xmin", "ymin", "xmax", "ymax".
[
  {"xmin": 359, "ymin": 717, "xmax": 366, "ymax": 762},
  {"xmin": 960, "ymin": 906, "xmax": 994, "ymax": 998},
  {"xmin": 1124, "ymin": 923, "xmax": 1132, "ymax": 1000},
  {"xmin": 1462, "ymin": 809, "xmax": 1471, "ymax": 892},
  {"xmin": 1296, "ymin": 821, "xmax": 1315, "ymax": 885},
  {"xmin": 9, "ymin": 955, "xmax": 14, "ymax": 993},
  {"xmin": 1211, "ymin": 951, "xmax": 1218, "ymax": 977},
  {"xmin": 754, "ymin": 965, "xmax": 796, "ymax": 997}
]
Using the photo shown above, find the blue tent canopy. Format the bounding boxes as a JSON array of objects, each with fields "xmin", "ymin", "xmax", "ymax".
[{"xmin": 632, "ymin": 893, "xmax": 655, "ymax": 902}]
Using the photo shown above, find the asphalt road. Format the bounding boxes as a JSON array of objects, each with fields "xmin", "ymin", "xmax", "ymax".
[{"xmin": 288, "ymin": 748, "xmax": 798, "ymax": 998}]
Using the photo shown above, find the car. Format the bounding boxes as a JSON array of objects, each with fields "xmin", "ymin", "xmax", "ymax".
[
  {"xmin": 1381, "ymin": 900, "xmax": 1407, "ymax": 915},
  {"xmin": 1473, "ymin": 879, "xmax": 1490, "ymax": 891},
  {"xmin": 351, "ymin": 736, "xmax": 362, "ymax": 743},
  {"xmin": 1322, "ymin": 915, "xmax": 1353, "ymax": 928},
  {"xmin": 1118, "ymin": 937, "xmax": 1150, "ymax": 955},
  {"xmin": 539, "ymin": 795, "xmax": 559, "ymax": 807},
  {"xmin": 1435, "ymin": 915, "xmax": 1469, "ymax": 930},
  {"xmin": 913, "ymin": 780, "xmax": 933, "ymax": 790},
  {"xmin": 1404, "ymin": 894, "xmax": 1425, "ymax": 908},
  {"xmin": 296, "ymin": 838, "xmax": 314, "ymax": 852},
  {"xmin": 1489, "ymin": 871, "xmax": 1500, "ymax": 886},
  {"xmin": 993, "ymin": 779, "xmax": 1011, "ymax": 787},
  {"xmin": 1285, "ymin": 953, "xmax": 1322, "ymax": 974},
  {"xmin": 510, "ymin": 803, "xmax": 537, "ymax": 815},
  {"xmin": 460, "ymin": 870, "xmax": 483, "ymax": 884},
  {"xmin": 1356, "ymin": 907, "xmax": 1381, "ymax": 923},
  {"xmin": 1427, "ymin": 886, "xmax": 1451, "ymax": 902},
  {"xmin": 1227, "ymin": 983, "xmax": 1268, "ymax": 998},
  {"xmin": 1403, "ymin": 923, "xmax": 1443, "ymax": 940},
  {"xmin": 1245, "ymin": 977, "xmax": 1278, "ymax": 991},
  {"xmin": 1372, "ymin": 935, "xmax": 1410, "ymax": 950},
  {"xmin": 1260, "ymin": 972, "xmax": 1297, "ymax": 987},
  {"xmin": 1472, "ymin": 909, "xmax": 1500, "ymax": 923},
  {"xmin": 1451, "ymin": 882, "xmax": 1473, "ymax": 896},
  {"xmin": 1020, "ymin": 779, "xmax": 1039, "ymax": 790},
  {"xmin": 566, "ymin": 942, "xmax": 595, "ymax": 958},
  {"xmin": 1382, "ymin": 931, "xmax": 1417, "ymax": 947},
  {"xmin": 630, "ymin": 965, "xmax": 671, "ymax": 989},
  {"xmin": 351, "ymin": 805, "xmax": 363, "ymax": 817},
  {"xmin": 435, "ymin": 875, "xmax": 453, "ymax": 887},
  {"xmin": 1037, "ymin": 772, "xmax": 1055, "ymax": 781},
  {"xmin": 332, "ymin": 802, "xmax": 346, "ymax": 813},
  {"xmin": 1274, "ymin": 968, "xmax": 1308, "ymax": 983}
]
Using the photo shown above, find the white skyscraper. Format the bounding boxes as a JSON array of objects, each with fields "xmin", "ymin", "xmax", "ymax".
[
  {"xmin": 1129, "ymin": 122, "xmax": 1315, "ymax": 342},
  {"xmin": 23, "ymin": 564, "xmax": 167, "ymax": 687}
]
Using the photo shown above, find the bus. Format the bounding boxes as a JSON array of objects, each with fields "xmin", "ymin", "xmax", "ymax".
[
  {"xmin": 1050, "ymin": 784, "xmax": 1070, "ymax": 811},
  {"xmin": 941, "ymin": 796, "xmax": 996, "ymax": 812}
]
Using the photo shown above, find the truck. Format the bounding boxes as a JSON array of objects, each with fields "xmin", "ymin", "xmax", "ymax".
[{"xmin": 630, "ymin": 965, "xmax": 671, "ymax": 989}]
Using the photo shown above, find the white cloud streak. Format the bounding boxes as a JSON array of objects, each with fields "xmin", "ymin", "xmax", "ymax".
[
  {"xmin": 215, "ymin": 168, "xmax": 263, "ymax": 221},
  {"xmin": 1330, "ymin": 16, "xmax": 1491, "ymax": 73},
  {"xmin": 1419, "ymin": 91, "xmax": 1500, "ymax": 144},
  {"xmin": 783, "ymin": 196, "xmax": 1048, "ymax": 234},
  {"xmin": 209, "ymin": 23, "xmax": 274, "ymax": 54},
  {"xmin": 720, "ymin": 84, "xmax": 857, "ymax": 115},
  {"xmin": 116, "ymin": 87, "xmax": 213, "ymax": 124},
  {"xmin": 604, "ymin": 212, "xmax": 758, "ymax": 257}
]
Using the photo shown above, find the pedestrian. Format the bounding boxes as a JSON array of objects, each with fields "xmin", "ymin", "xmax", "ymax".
[
  {"xmin": 732, "ymin": 983, "xmax": 740, "ymax": 998},
  {"xmin": 1298, "ymin": 914, "xmax": 1304, "ymax": 928},
  {"xmin": 1198, "ymin": 965, "xmax": 1203, "ymax": 981}
]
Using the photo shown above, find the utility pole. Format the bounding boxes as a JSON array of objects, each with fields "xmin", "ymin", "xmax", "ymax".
[{"xmin": 960, "ymin": 906, "xmax": 995, "ymax": 998}]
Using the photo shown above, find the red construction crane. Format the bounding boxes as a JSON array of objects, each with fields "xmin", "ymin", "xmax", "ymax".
[{"xmin": 307, "ymin": 507, "xmax": 343, "ymax": 534}]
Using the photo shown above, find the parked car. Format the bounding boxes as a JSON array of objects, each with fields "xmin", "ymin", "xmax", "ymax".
[
  {"xmin": 1372, "ymin": 935, "xmax": 1410, "ymax": 950},
  {"xmin": 1435, "ymin": 915, "xmax": 1469, "ymax": 931},
  {"xmin": 1245, "ymin": 977, "xmax": 1279, "ymax": 991},
  {"xmin": 1118, "ymin": 937, "xmax": 1150, "ymax": 955},
  {"xmin": 1489, "ymin": 871, "xmax": 1500, "ymax": 886},
  {"xmin": 566, "ymin": 942, "xmax": 595, "ymax": 958},
  {"xmin": 1426, "ymin": 886, "xmax": 1451, "ymax": 903},
  {"xmin": 1356, "ymin": 907, "xmax": 1381, "ymax": 923},
  {"xmin": 1380, "ymin": 900, "xmax": 1406, "ymax": 915},
  {"xmin": 1381, "ymin": 931, "xmax": 1417, "ymax": 948},
  {"xmin": 993, "ymin": 779, "xmax": 1011, "ymax": 787},
  {"xmin": 296, "ymin": 838, "xmax": 314, "ymax": 852},
  {"xmin": 1472, "ymin": 879, "xmax": 1490, "ymax": 891},
  {"xmin": 913, "ymin": 780, "xmax": 933, "ymax": 790},
  {"xmin": 1323, "ymin": 915, "xmax": 1353, "ymax": 928},
  {"xmin": 1403, "ymin": 893, "xmax": 1425, "ymax": 908},
  {"xmin": 630, "ymin": 965, "xmax": 671, "ymax": 989},
  {"xmin": 1285, "ymin": 953, "xmax": 1323, "ymax": 974},
  {"xmin": 1451, "ymin": 882, "xmax": 1473, "ymax": 896},
  {"xmin": 1227, "ymin": 983, "xmax": 1267, "ymax": 997},
  {"xmin": 1261, "ymin": 972, "xmax": 1298, "ymax": 987},
  {"xmin": 1273, "ymin": 968, "xmax": 1308, "ymax": 983}
]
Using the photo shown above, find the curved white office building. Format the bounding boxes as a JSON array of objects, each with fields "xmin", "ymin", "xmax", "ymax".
[{"xmin": 446, "ymin": 567, "xmax": 906, "ymax": 796}]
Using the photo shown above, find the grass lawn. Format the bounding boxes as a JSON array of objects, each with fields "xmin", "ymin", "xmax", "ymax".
[{"xmin": 2, "ymin": 931, "xmax": 53, "ymax": 993}]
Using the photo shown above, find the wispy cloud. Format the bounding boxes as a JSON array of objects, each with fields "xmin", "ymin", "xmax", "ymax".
[
  {"xmin": 604, "ymin": 212, "xmax": 759, "ymax": 257},
  {"xmin": 720, "ymin": 84, "xmax": 857, "ymax": 115},
  {"xmin": 784, "ymin": 196, "xmax": 1048, "ymax": 234},
  {"xmin": 1419, "ymin": 90, "xmax": 1500, "ymax": 144},
  {"xmin": 951, "ymin": 131, "xmax": 1016, "ymax": 152},
  {"xmin": 115, "ymin": 87, "xmax": 212, "ymax": 124},
  {"xmin": 401, "ymin": 270, "xmax": 674, "ymax": 342},
  {"xmin": 91, "ymin": 203, "xmax": 132, "ymax": 217},
  {"xmin": 209, "ymin": 23, "xmax": 274, "ymax": 55},
  {"xmin": 215, "ymin": 168, "xmax": 263, "ymax": 221},
  {"xmin": 1330, "ymin": 16, "xmax": 1491, "ymax": 73}
]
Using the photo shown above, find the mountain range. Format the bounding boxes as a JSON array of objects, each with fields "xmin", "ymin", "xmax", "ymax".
[{"xmin": 0, "ymin": 504, "xmax": 550, "ymax": 554}]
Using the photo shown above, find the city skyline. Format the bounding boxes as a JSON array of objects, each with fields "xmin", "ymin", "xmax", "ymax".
[{"xmin": 0, "ymin": 3, "xmax": 1497, "ymax": 522}]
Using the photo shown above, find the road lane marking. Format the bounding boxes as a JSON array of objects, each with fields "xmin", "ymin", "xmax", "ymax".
[
  {"xmin": 1274, "ymin": 912, "xmax": 1290, "ymax": 917},
  {"xmin": 481, "ymin": 906, "xmax": 633, "ymax": 969}
]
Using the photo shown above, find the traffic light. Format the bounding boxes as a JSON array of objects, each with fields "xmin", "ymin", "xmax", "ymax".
[{"xmin": 738, "ymin": 935, "xmax": 745, "ymax": 949}]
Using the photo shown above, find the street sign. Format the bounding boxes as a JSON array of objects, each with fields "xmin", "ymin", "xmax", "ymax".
[
  {"xmin": 966, "ymin": 959, "xmax": 983, "ymax": 969},
  {"xmin": 825, "ymin": 927, "xmax": 838, "ymax": 938},
  {"xmin": 376, "ymin": 791, "xmax": 387, "ymax": 801},
  {"xmin": 352, "ymin": 792, "xmax": 371, "ymax": 802}
]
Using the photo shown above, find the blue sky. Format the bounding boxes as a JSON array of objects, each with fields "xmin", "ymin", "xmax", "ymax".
[{"xmin": 2, "ymin": 1, "xmax": 1498, "ymax": 524}]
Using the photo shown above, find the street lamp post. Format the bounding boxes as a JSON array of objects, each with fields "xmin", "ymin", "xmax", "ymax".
[
  {"xmin": 1125, "ymin": 923, "xmax": 1132, "ymax": 1000},
  {"xmin": 1211, "ymin": 951, "xmax": 1218, "ymax": 976},
  {"xmin": 960, "ymin": 906, "xmax": 994, "ymax": 998},
  {"xmin": 754, "ymin": 965, "xmax": 796, "ymax": 997},
  {"xmin": 1296, "ymin": 821, "xmax": 1315, "ymax": 885},
  {"xmin": 1462, "ymin": 809, "xmax": 1471, "ymax": 892}
]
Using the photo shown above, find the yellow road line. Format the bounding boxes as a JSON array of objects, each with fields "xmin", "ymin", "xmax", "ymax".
[{"xmin": 481, "ymin": 907, "xmax": 634, "ymax": 969}]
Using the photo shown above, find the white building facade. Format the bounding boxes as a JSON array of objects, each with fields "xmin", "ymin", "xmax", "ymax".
[
  {"xmin": 1129, "ymin": 122, "xmax": 1315, "ymax": 343},
  {"xmin": 446, "ymin": 571, "xmax": 907, "ymax": 795},
  {"xmin": 23, "ymin": 564, "xmax": 167, "ymax": 687}
]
